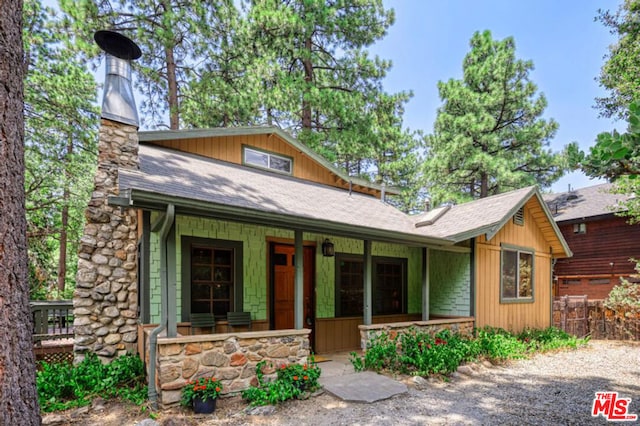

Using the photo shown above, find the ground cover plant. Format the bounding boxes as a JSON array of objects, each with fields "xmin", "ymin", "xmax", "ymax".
[
  {"xmin": 350, "ymin": 326, "xmax": 587, "ymax": 377},
  {"xmin": 37, "ymin": 353, "xmax": 147, "ymax": 412},
  {"xmin": 242, "ymin": 358, "xmax": 321, "ymax": 406}
]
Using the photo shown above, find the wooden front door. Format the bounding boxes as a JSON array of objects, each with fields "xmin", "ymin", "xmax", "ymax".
[{"xmin": 271, "ymin": 243, "xmax": 315, "ymax": 349}]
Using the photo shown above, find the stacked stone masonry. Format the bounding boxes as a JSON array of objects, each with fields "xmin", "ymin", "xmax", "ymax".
[
  {"xmin": 153, "ymin": 329, "xmax": 311, "ymax": 407},
  {"xmin": 359, "ymin": 318, "xmax": 475, "ymax": 350},
  {"xmin": 73, "ymin": 119, "xmax": 139, "ymax": 362}
]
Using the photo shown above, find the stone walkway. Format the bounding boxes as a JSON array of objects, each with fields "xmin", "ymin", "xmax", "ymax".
[{"xmin": 317, "ymin": 352, "xmax": 407, "ymax": 403}]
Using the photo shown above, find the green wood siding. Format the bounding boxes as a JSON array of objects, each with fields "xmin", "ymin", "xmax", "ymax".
[
  {"xmin": 148, "ymin": 214, "xmax": 423, "ymax": 323},
  {"xmin": 429, "ymin": 249, "xmax": 471, "ymax": 317}
]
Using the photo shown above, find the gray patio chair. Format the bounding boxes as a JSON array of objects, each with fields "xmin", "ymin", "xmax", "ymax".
[
  {"xmin": 226, "ymin": 311, "xmax": 252, "ymax": 332},
  {"xmin": 190, "ymin": 313, "xmax": 216, "ymax": 334}
]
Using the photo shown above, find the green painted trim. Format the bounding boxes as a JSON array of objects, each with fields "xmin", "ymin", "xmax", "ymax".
[
  {"xmin": 180, "ymin": 236, "xmax": 244, "ymax": 321},
  {"xmin": 167, "ymin": 223, "xmax": 177, "ymax": 336},
  {"xmin": 470, "ymin": 238, "xmax": 476, "ymax": 318},
  {"xmin": 138, "ymin": 126, "xmax": 401, "ymax": 195},
  {"xmin": 334, "ymin": 251, "xmax": 408, "ymax": 319},
  {"xmin": 140, "ymin": 211, "xmax": 151, "ymax": 323},
  {"xmin": 534, "ymin": 191, "xmax": 573, "ymax": 257},
  {"xmin": 422, "ymin": 247, "xmax": 429, "ymax": 321},
  {"xmin": 499, "ymin": 244, "xmax": 535, "ymax": 304},
  {"xmin": 363, "ymin": 240, "xmax": 372, "ymax": 325},
  {"xmin": 127, "ymin": 189, "xmax": 453, "ymax": 247},
  {"xmin": 486, "ymin": 187, "xmax": 538, "ymax": 241},
  {"xmin": 443, "ymin": 187, "xmax": 572, "ymax": 259}
]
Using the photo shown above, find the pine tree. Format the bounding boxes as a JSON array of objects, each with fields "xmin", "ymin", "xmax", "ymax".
[
  {"xmin": 24, "ymin": 0, "xmax": 98, "ymax": 297},
  {"xmin": 596, "ymin": 0, "xmax": 640, "ymax": 119},
  {"xmin": 424, "ymin": 30, "xmax": 563, "ymax": 205},
  {"xmin": 0, "ymin": 0, "xmax": 41, "ymax": 421},
  {"xmin": 60, "ymin": 0, "xmax": 234, "ymax": 129}
]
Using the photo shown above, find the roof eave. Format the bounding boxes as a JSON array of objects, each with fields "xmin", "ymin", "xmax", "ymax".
[
  {"xmin": 118, "ymin": 189, "xmax": 454, "ymax": 247},
  {"xmin": 440, "ymin": 187, "xmax": 572, "ymax": 258}
]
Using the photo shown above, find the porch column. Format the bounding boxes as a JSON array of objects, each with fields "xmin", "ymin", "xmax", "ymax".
[
  {"xmin": 422, "ymin": 247, "xmax": 430, "ymax": 321},
  {"xmin": 294, "ymin": 229, "xmax": 304, "ymax": 329},
  {"xmin": 363, "ymin": 240, "xmax": 372, "ymax": 325}
]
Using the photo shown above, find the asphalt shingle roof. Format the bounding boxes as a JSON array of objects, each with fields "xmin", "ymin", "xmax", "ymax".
[
  {"xmin": 413, "ymin": 186, "xmax": 537, "ymax": 241},
  {"xmin": 120, "ymin": 145, "xmax": 432, "ymax": 241},
  {"xmin": 543, "ymin": 183, "xmax": 630, "ymax": 222},
  {"xmin": 119, "ymin": 144, "xmax": 567, "ymax": 252}
]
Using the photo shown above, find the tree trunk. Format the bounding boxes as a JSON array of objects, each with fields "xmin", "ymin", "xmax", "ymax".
[
  {"xmin": 166, "ymin": 45, "xmax": 179, "ymax": 130},
  {"xmin": 57, "ymin": 137, "xmax": 72, "ymax": 293},
  {"xmin": 480, "ymin": 172, "xmax": 488, "ymax": 198},
  {"xmin": 0, "ymin": 0, "xmax": 41, "ymax": 423},
  {"xmin": 301, "ymin": 36, "xmax": 313, "ymax": 130}
]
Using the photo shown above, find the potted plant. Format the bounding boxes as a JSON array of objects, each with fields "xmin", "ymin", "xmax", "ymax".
[{"xmin": 180, "ymin": 376, "xmax": 223, "ymax": 413}]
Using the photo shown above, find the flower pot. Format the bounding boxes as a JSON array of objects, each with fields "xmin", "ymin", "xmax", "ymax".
[{"xmin": 192, "ymin": 396, "xmax": 217, "ymax": 414}]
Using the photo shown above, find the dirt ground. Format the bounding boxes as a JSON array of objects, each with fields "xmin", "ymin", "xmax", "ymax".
[{"xmin": 42, "ymin": 340, "xmax": 640, "ymax": 426}]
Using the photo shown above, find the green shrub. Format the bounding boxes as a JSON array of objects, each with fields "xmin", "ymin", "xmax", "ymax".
[
  {"xmin": 242, "ymin": 358, "xmax": 321, "ymax": 406},
  {"xmin": 350, "ymin": 326, "xmax": 587, "ymax": 378},
  {"xmin": 37, "ymin": 353, "xmax": 147, "ymax": 412}
]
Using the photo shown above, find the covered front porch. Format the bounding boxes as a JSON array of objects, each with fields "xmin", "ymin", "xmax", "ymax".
[{"xmin": 137, "ymin": 205, "xmax": 475, "ymax": 350}]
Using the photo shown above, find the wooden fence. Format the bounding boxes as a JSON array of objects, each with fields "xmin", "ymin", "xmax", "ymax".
[
  {"xmin": 30, "ymin": 300, "xmax": 74, "ymax": 364},
  {"xmin": 553, "ymin": 295, "xmax": 640, "ymax": 340}
]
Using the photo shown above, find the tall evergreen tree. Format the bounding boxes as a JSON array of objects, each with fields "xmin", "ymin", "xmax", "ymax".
[
  {"xmin": 60, "ymin": 0, "xmax": 234, "ymax": 129},
  {"xmin": 180, "ymin": 3, "xmax": 263, "ymax": 128},
  {"xmin": 244, "ymin": 0, "xmax": 399, "ymax": 162},
  {"xmin": 0, "ymin": 0, "xmax": 41, "ymax": 422},
  {"xmin": 596, "ymin": 0, "xmax": 640, "ymax": 119},
  {"xmin": 424, "ymin": 30, "xmax": 563, "ymax": 205},
  {"xmin": 24, "ymin": 0, "xmax": 98, "ymax": 297}
]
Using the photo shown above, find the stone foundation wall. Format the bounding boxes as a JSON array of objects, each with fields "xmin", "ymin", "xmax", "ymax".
[
  {"xmin": 358, "ymin": 317, "xmax": 475, "ymax": 350},
  {"xmin": 153, "ymin": 329, "xmax": 311, "ymax": 407},
  {"xmin": 73, "ymin": 119, "xmax": 139, "ymax": 362}
]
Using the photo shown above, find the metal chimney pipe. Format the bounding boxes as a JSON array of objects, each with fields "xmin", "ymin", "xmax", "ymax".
[{"xmin": 94, "ymin": 30, "xmax": 142, "ymax": 127}]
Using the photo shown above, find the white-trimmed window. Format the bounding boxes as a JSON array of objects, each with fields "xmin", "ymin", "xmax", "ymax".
[
  {"xmin": 501, "ymin": 245, "xmax": 534, "ymax": 302},
  {"xmin": 243, "ymin": 146, "xmax": 292, "ymax": 174}
]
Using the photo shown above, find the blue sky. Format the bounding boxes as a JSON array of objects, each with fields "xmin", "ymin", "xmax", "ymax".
[{"xmin": 370, "ymin": 0, "xmax": 621, "ymax": 193}]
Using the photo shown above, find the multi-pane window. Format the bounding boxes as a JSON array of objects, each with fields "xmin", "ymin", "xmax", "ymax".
[
  {"xmin": 501, "ymin": 247, "xmax": 534, "ymax": 301},
  {"xmin": 336, "ymin": 259, "xmax": 363, "ymax": 317},
  {"xmin": 191, "ymin": 246, "xmax": 234, "ymax": 317},
  {"xmin": 335, "ymin": 255, "xmax": 406, "ymax": 317},
  {"xmin": 243, "ymin": 146, "xmax": 292, "ymax": 174},
  {"xmin": 374, "ymin": 262, "xmax": 404, "ymax": 315}
]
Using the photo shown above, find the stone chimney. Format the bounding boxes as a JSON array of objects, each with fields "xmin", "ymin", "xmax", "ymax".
[{"xmin": 73, "ymin": 31, "xmax": 142, "ymax": 362}]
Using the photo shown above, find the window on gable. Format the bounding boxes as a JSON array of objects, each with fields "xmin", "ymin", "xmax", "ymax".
[
  {"xmin": 501, "ymin": 246, "xmax": 534, "ymax": 302},
  {"xmin": 335, "ymin": 255, "xmax": 407, "ymax": 317},
  {"xmin": 182, "ymin": 237, "xmax": 243, "ymax": 320},
  {"xmin": 243, "ymin": 146, "xmax": 292, "ymax": 174},
  {"xmin": 573, "ymin": 223, "xmax": 586, "ymax": 234}
]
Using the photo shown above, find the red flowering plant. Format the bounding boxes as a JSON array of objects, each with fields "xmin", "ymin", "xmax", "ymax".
[
  {"xmin": 242, "ymin": 357, "xmax": 322, "ymax": 406},
  {"xmin": 276, "ymin": 360, "xmax": 321, "ymax": 392},
  {"xmin": 180, "ymin": 376, "xmax": 223, "ymax": 406}
]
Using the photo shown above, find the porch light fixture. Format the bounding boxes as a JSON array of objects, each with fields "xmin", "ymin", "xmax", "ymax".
[{"xmin": 322, "ymin": 239, "xmax": 335, "ymax": 257}]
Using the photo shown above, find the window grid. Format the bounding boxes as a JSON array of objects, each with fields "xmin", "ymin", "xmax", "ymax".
[
  {"xmin": 191, "ymin": 246, "xmax": 234, "ymax": 318},
  {"xmin": 335, "ymin": 256, "xmax": 406, "ymax": 317}
]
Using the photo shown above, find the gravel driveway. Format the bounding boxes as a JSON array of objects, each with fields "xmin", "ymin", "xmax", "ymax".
[{"xmin": 219, "ymin": 340, "xmax": 640, "ymax": 425}]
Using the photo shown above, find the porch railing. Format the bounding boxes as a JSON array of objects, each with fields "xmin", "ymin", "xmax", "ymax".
[{"xmin": 30, "ymin": 300, "xmax": 74, "ymax": 344}]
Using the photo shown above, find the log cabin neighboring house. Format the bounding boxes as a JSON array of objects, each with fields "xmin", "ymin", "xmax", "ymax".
[
  {"xmin": 75, "ymin": 31, "xmax": 573, "ymax": 407},
  {"xmin": 544, "ymin": 183, "xmax": 640, "ymax": 299}
]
